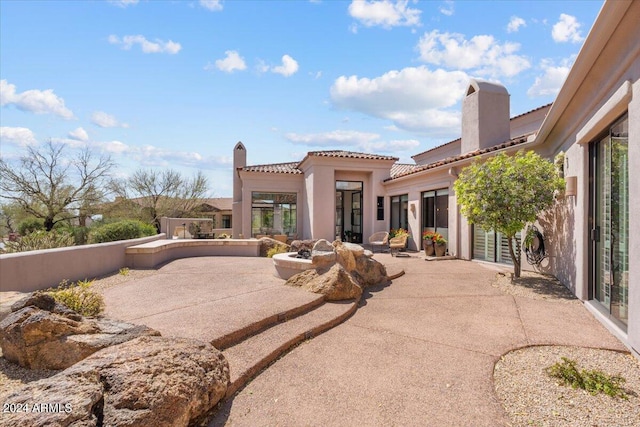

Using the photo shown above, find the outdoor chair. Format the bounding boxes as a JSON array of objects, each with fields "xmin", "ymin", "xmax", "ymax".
[
  {"xmin": 389, "ymin": 235, "xmax": 408, "ymax": 257},
  {"xmin": 368, "ymin": 231, "xmax": 389, "ymax": 253}
]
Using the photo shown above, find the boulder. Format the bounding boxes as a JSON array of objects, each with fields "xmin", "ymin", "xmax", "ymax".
[
  {"xmin": 352, "ymin": 254, "xmax": 388, "ymax": 287},
  {"xmin": 11, "ymin": 292, "xmax": 81, "ymax": 320},
  {"xmin": 334, "ymin": 241, "xmax": 356, "ymax": 272},
  {"xmin": 259, "ymin": 236, "xmax": 290, "ymax": 257},
  {"xmin": 0, "ymin": 305, "xmax": 160, "ymax": 370},
  {"xmin": 312, "ymin": 239, "xmax": 334, "ymax": 253},
  {"xmin": 311, "ymin": 251, "xmax": 336, "ymax": 269},
  {"xmin": 290, "ymin": 239, "xmax": 316, "ymax": 253},
  {"xmin": 0, "ymin": 336, "xmax": 230, "ymax": 427},
  {"xmin": 340, "ymin": 241, "xmax": 366, "ymax": 257},
  {"xmin": 285, "ymin": 264, "xmax": 362, "ymax": 301}
]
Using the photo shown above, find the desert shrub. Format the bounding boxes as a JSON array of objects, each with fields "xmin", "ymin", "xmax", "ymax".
[
  {"xmin": 119, "ymin": 267, "xmax": 130, "ymax": 276},
  {"xmin": 546, "ymin": 357, "xmax": 628, "ymax": 399},
  {"xmin": 3, "ymin": 230, "xmax": 74, "ymax": 253},
  {"xmin": 18, "ymin": 217, "xmax": 45, "ymax": 235},
  {"xmin": 267, "ymin": 245, "xmax": 288, "ymax": 258},
  {"xmin": 88, "ymin": 220, "xmax": 156, "ymax": 243},
  {"xmin": 46, "ymin": 279, "xmax": 104, "ymax": 317},
  {"xmin": 217, "ymin": 233, "xmax": 230, "ymax": 239}
]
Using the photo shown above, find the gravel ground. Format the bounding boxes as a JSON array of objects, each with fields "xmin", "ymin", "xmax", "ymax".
[
  {"xmin": 491, "ymin": 270, "xmax": 640, "ymax": 427},
  {"xmin": 494, "ymin": 346, "xmax": 640, "ymax": 427},
  {"xmin": 491, "ymin": 270, "xmax": 577, "ymax": 302}
]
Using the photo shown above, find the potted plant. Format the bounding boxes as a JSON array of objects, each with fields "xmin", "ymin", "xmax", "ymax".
[
  {"xmin": 422, "ymin": 231, "xmax": 438, "ymax": 256},
  {"xmin": 434, "ymin": 234, "xmax": 447, "ymax": 257}
]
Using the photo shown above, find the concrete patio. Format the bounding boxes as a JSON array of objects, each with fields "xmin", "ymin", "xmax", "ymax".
[{"xmin": 94, "ymin": 253, "xmax": 629, "ymax": 426}]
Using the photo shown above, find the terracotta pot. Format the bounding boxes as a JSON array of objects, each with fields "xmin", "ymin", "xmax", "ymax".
[
  {"xmin": 423, "ymin": 242, "xmax": 435, "ymax": 256},
  {"xmin": 435, "ymin": 243, "xmax": 447, "ymax": 257}
]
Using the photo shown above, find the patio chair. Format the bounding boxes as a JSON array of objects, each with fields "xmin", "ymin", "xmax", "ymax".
[
  {"xmin": 389, "ymin": 234, "xmax": 408, "ymax": 257},
  {"xmin": 368, "ymin": 231, "xmax": 389, "ymax": 253}
]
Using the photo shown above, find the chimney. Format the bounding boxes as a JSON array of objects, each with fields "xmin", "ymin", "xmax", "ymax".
[
  {"xmin": 461, "ymin": 79, "xmax": 510, "ymax": 154},
  {"xmin": 232, "ymin": 141, "xmax": 246, "ymax": 238}
]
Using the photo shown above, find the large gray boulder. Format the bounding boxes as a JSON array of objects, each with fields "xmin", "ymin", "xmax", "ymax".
[
  {"xmin": 290, "ymin": 239, "xmax": 316, "ymax": 253},
  {"xmin": 283, "ymin": 239, "xmax": 388, "ymax": 301},
  {"xmin": 0, "ymin": 336, "xmax": 230, "ymax": 427},
  {"xmin": 285, "ymin": 264, "xmax": 362, "ymax": 301},
  {"xmin": 259, "ymin": 236, "xmax": 290, "ymax": 257},
  {"xmin": 0, "ymin": 294, "xmax": 160, "ymax": 370}
]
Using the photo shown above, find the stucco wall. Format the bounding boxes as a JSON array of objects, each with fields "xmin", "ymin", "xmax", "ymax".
[
  {"xmin": 239, "ymin": 172, "xmax": 304, "ymax": 239},
  {"xmin": 384, "ymin": 168, "xmax": 456, "ymax": 253},
  {"xmin": 533, "ymin": 0, "xmax": 639, "ymax": 355},
  {"xmin": 0, "ymin": 234, "xmax": 164, "ymax": 293}
]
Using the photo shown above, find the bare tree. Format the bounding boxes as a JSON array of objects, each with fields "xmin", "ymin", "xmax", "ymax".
[
  {"xmin": 0, "ymin": 141, "xmax": 114, "ymax": 231},
  {"xmin": 111, "ymin": 169, "xmax": 209, "ymax": 231}
]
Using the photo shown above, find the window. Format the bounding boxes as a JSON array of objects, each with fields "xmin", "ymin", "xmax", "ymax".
[
  {"xmin": 421, "ymin": 189, "xmax": 448, "ymax": 245},
  {"xmin": 377, "ymin": 196, "xmax": 384, "ymax": 221},
  {"xmin": 590, "ymin": 114, "xmax": 628, "ymax": 327},
  {"xmin": 390, "ymin": 194, "xmax": 408, "ymax": 231},
  {"xmin": 473, "ymin": 227, "xmax": 520, "ymax": 265},
  {"xmin": 251, "ymin": 192, "xmax": 297, "ymax": 237},
  {"xmin": 221, "ymin": 215, "xmax": 231, "ymax": 229}
]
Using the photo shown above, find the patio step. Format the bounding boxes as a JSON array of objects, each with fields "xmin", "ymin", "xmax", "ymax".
[{"xmin": 222, "ymin": 300, "xmax": 358, "ymax": 398}]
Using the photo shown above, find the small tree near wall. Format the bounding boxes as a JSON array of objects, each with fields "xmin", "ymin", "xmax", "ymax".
[{"xmin": 453, "ymin": 150, "xmax": 563, "ymax": 277}]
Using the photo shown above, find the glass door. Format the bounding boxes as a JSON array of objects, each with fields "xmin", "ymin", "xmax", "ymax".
[{"xmin": 591, "ymin": 115, "xmax": 629, "ymax": 327}]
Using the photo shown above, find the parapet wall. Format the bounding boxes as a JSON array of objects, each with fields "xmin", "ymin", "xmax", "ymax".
[{"xmin": 0, "ymin": 234, "xmax": 164, "ymax": 293}]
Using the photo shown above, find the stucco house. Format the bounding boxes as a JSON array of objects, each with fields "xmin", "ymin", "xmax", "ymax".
[{"xmin": 232, "ymin": 0, "xmax": 637, "ymax": 356}]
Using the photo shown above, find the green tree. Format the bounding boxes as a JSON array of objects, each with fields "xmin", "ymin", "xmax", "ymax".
[
  {"xmin": 453, "ymin": 150, "xmax": 564, "ymax": 277},
  {"xmin": 110, "ymin": 169, "xmax": 209, "ymax": 232},
  {"xmin": 0, "ymin": 141, "xmax": 114, "ymax": 231}
]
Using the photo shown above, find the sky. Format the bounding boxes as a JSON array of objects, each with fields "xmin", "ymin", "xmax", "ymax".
[{"xmin": 0, "ymin": 0, "xmax": 604, "ymax": 197}]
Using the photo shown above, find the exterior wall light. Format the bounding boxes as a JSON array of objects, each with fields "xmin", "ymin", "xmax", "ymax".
[{"xmin": 565, "ymin": 176, "xmax": 577, "ymax": 197}]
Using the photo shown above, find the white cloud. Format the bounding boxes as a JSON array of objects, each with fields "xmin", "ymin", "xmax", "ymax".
[
  {"xmin": 97, "ymin": 140, "xmax": 130, "ymax": 154},
  {"xmin": 0, "ymin": 79, "xmax": 75, "ymax": 119},
  {"xmin": 0, "ymin": 126, "xmax": 37, "ymax": 147},
  {"xmin": 68, "ymin": 127, "xmax": 89, "ymax": 142},
  {"xmin": 200, "ymin": 0, "xmax": 223, "ymax": 11},
  {"xmin": 439, "ymin": 0, "xmax": 454, "ymax": 16},
  {"xmin": 134, "ymin": 144, "xmax": 230, "ymax": 169},
  {"xmin": 552, "ymin": 14, "xmax": 584, "ymax": 43},
  {"xmin": 108, "ymin": 34, "xmax": 182, "ymax": 54},
  {"xmin": 417, "ymin": 30, "xmax": 530, "ymax": 78},
  {"xmin": 330, "ymin": 66, "xmax": 468, "ymax": 134},
  {"xmin": 108, "ymin": 0, "xmax": 139, "ymax": 7},
  {"xmin": 527, "ymin": 57, "xmax": 574, "ymax": 97},
  {"xmin": 507, "ymin": 16, "xmax": 526, "ymax": 33},
  {"xmin": 257, "ymin": 55, "xmax": 300, "ymax": 77},
  {"xmin": 272, "ymin": 55, "xmax": 299, "ymax": 77},
  {"xmin": 209, "ymin": 50, "xmax": 247, "ymax": 73},
  {"xmin": 91, "ymin": 111, "xmax": 129, "ymax": 128},
  {"xmin": 285, "ymin": 130, "xmax": 380, "ymax": 147},
  {"xmin": 285, "ymin": 130, "xmax": 420, "ymax": 155},
  {"xmin": 359, "ymin": 138, "xmax": 420, "ymax": 153},
  {"xmin": 348, "ymin": 0, "xmax": 421, "ymax": 29}
]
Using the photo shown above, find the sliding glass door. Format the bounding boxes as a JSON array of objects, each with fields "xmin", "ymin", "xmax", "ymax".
[{"xmin": 591, "ymin": 114, "xmax": 629, "ymax": 327}]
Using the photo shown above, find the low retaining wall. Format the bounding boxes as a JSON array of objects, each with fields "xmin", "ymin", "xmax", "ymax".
[
  {"xmin": 0, "ymin": 234, "xmax": 164, "ymax": 293},
  {"xmin": 125, "ymin": 239, "xmax": 261, "ymax": 269}
]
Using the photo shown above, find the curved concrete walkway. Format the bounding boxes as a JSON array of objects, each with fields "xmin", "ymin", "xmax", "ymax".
[{"xmin": 209, "ymin": 255, "xmax": 626, "ymax": 427}]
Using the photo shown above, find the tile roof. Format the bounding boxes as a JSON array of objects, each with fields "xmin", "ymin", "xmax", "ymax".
[
  {"xmin": 240, "ymin": 150, "xmax": 398, "ymax": 175},
  {"xmin": 201, "ymin": 197, "xmax": 232, "ymax": 211},
  {"xmin": 410, "ymin": 103, "xmax": 551, "ymax": 159},
  {"xmin": 385, "ymin": 133, "xmax": 533, "ymax": 182},
  {"xmin": 300, "ymin": 150, "xmax": 399, "ymax": 163},
  {"xmin": 390, "ymin": 163, "xmax": 417, "ymax": 178},
  {"xmin": 411, "ymin": 138, "xmax": 460, "ymax": 160},
  {"xmin": 240, "ymin": 162, "xmax": 303, "ymax": 174}
]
